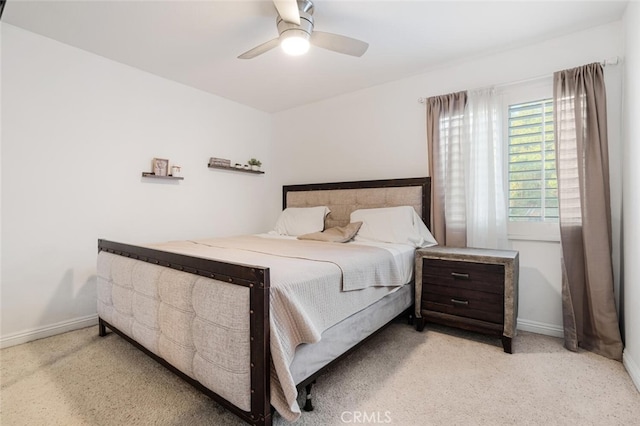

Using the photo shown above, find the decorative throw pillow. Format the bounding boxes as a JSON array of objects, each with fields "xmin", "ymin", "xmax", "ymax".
[
  {"xmin": 272, "ymin": 206, "xmax": 331, "ymax": 236},
  {"xmin": 297, "ymin": 222, "xmax": 363, "ymax": 243}
]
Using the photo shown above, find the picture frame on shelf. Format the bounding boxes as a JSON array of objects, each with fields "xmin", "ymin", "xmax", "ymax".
[{"xmin": 152, "ymin": 158, "xmax": 169, "ymax": 176}]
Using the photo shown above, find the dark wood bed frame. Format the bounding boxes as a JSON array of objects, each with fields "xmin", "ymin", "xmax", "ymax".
[{"xmin": 98, "ymin": 177, "xmax": 431, "ymax": 426}]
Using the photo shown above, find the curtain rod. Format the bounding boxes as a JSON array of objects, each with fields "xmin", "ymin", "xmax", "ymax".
[{"xmin": 417, "ymin": 56, "xmax": 621, "ymax": 104}]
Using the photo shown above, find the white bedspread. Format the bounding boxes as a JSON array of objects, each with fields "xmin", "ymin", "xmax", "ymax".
[
  {"xmin": 144, "ymin": 235, "xmax": 413, "ymax": 421},
  {"xmin": 191, "ymin": 235, "xmax": 405, "ymax": 291}
]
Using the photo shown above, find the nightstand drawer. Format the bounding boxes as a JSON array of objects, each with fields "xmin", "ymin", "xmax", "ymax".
[
  {"xmin": 422, "ymin": 258, "xmax": 504, "ymax": 294},
  {"xmin": 422, "ymin": 284, "xmax": 504, "ymax": 324}
]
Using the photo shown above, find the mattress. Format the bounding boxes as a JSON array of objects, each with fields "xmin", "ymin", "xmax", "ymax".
[{"xmin": 290, "ymin": 282, "xmax": 413, "ymax": 385}]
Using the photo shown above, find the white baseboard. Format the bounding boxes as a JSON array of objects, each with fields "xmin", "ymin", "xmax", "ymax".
[
  {"xmin": 516, "ymin": 318, "xmax": 564, "ymax": 338},
  {"xmin": 623, "ymin": 350, "xmax": 640, "ymax": 394},
  {"xmin": 0, "ymin": 314, "xmax": 99, "ymax": 349}
]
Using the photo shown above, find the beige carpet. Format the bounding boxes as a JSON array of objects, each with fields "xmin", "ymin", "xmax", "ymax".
[{"xmin": 1, "ymin": 322, "xmax": 639, "ymax": 425}]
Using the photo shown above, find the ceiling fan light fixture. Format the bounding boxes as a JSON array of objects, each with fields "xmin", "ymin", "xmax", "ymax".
[
  {"xmin": 238, "ymin": 0, "xmax": 368, "ymax": 59},
  {"xmin": 280, "ymin": 29, "xmax": 310, "ymax": 56}
]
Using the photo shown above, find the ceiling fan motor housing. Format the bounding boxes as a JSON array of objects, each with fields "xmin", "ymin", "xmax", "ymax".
[{"xmin": 277, "ymin": 8, "xmax": 314, "ymax": 42}]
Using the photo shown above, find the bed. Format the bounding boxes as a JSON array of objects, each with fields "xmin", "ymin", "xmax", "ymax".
[{"xmin": 96, "ymin": 177, "xmax": 432, "ymax": 425}]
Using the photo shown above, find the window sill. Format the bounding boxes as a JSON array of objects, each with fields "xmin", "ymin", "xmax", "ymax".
[{"xmin": 508, "ymin": 233, "xmax": 560, "ymax": 243}]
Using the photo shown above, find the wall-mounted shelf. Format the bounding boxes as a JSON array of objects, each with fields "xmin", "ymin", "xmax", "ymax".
[
  {"xmin": 141, "ymin": 172, "xmax": 184, "ymax": 180},
  {"xmin": 207, "ymin": 164, "xmax": 265, "ymax": 175}
]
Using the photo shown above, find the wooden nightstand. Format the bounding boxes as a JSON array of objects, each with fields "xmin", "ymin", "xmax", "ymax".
[{"xmin": 415, "ymin": 246, "xmax": 519, "ymax": 353}]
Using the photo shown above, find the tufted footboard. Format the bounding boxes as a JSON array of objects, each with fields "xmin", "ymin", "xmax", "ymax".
[{"xmin": 97, "ymin": 239, "xmax": 271, "ymax": 425}]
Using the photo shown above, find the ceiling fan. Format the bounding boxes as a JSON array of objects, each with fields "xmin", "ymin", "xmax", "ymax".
[{"xmin": 238, "ymin": 0, "xmax": 369, "ymax": 59}]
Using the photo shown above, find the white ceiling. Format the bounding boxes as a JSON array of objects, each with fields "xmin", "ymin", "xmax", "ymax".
[{"xmin": 2, "ymin": 0, "xmax": 629, "ymax": 113}]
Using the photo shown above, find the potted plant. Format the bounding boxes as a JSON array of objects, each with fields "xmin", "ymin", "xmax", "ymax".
[{"xmin": 248, "ymin": 158, "xmax": 262, "ymax": 171}]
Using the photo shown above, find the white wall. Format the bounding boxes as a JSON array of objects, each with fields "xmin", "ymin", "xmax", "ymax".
[
  {"xmin": 272, "ymin": 21, "xmax": 625, "ymax": 337},
  {"xmin": 0, "ymin": 24, "xmax": 278, "ymax": 346},
  {"xmin": 622, "ymin": 1, "xmax": 640, "ymax": 392}
]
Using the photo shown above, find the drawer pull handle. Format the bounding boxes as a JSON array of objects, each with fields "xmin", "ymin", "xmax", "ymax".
[
  {"xmin": 451, "ymin": 298, "xmax": 469, "ymax": 306},
  {"xmin": 451, "ymin": 272, "xmax": 470, "ymax": 279}
]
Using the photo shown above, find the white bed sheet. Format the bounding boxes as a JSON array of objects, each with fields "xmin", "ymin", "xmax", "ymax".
[
  {"xmin": 347, "ymin": 240, "xmax": 415, "ymax": 284},
  {"xmin": 256, "ymin": 233, "xmax": 415, "ymax": 285}
]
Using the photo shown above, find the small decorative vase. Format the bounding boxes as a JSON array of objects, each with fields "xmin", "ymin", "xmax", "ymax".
[{"xmin": 251, "ymin": 165, "xmax": 259, "ymax": 171}]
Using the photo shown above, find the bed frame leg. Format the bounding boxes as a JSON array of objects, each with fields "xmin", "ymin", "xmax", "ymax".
[
  {"xmin": 98, "ymin": 318, "xmax": 107, "ymax": 337},
  {"xmin": 303, "ymin": 381, "xmax": 315, "ymax": 412},
  {"xmin": 400, "ymin": 306, "xmax": 414, "ymax": 326}
]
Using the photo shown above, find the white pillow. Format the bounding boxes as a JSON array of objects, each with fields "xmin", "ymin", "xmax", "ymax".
[
  {"xmin": 351, "ymin": 206, "xmax": 437, "ymax": 248},
  {"xmin": 273, "ymin": 206, "xmax": 331, "ymax": 236}
]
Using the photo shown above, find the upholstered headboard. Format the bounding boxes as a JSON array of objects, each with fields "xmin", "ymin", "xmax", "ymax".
[{"xmin": 283, "ymin": 177, "xmax": 431, "ymax": 230}]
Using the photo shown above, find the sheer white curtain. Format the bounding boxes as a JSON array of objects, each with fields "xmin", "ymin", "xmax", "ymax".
[
  {"xmin": 462, "ymin": 88, "xmax": 508, "ymax": 249},
  {"xmin": 427, "ymin": 89, "xmax": 507, "ymax": 249}
]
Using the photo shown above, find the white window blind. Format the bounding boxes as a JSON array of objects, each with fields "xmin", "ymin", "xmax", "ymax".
[
  {"xmin": 438, "ymin": 112, "xmax": 467, "ymax": 233},
  {"xmin": 508, "ymin": 98, "xmax": 558, "ymax": 222}
]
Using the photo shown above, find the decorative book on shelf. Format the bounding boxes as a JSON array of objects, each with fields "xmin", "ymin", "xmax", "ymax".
[{"xmin": 209, "ymin": 157, "xmax": 231, "ymax": 168}]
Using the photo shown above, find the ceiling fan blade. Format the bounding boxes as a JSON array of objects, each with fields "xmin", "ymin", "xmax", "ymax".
[
  {"xmin": 273, "ymin": 0, "xmax": 300, "ymax": 25},
  {"xmin": 311, "ymin": 31, "xmax": 369, "ymax": 57},
  {"xmin": 238, "ymin": 38, "xmax": 280, "ymax": 59}
]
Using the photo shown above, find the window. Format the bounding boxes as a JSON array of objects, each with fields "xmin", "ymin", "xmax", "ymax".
[
  {"xmin": 503, "ymin": 79, "xmax": 560, "ymax": 241},
  {"xmin": 507, "ymin": 99, "xmax": 558, "ymax": 222}
]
